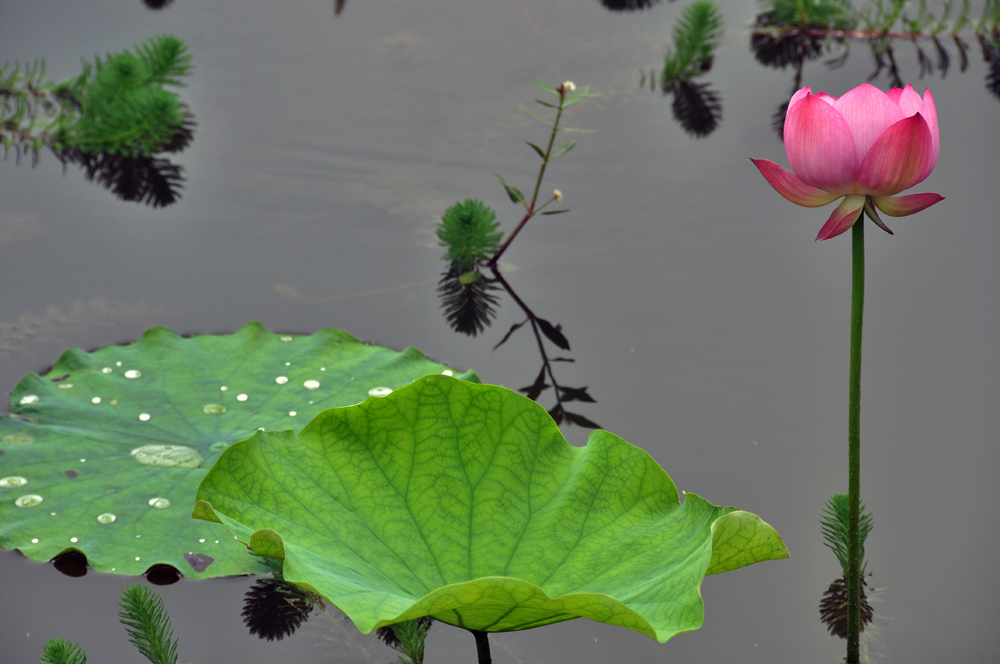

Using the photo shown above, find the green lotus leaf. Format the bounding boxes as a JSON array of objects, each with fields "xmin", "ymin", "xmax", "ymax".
[
  {"xmin": 0, "ymin": 322, "xmax": 477, "ymax": 578},
  {"xmin": 194, "ymin": 375, "xmax": 787, "ymax": 642}
]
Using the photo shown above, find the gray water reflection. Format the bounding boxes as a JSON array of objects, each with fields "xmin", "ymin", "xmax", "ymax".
[{"xmin": 1, "ymin": 0, "xmax": 998, "ymax": 662}]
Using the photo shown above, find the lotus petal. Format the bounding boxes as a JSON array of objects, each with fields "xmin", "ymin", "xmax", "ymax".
[
  {"xmin": 750, "ymin": 159, "xmax": 841, "ymax": 207},
  {"xmin": 872, "ymin": 192, "xmax": 945, "ymax": 217},
  {"xmin": 833, "ymin": 83, "xmax": 906, "ymax": 164},
  {"xmin": 857, "ymin": 114, "xmax": 935, "ymax": 194},
  {"xmin": 815, "ymin": 194, "xmax": 865, "ymax": 241},
  {"xmin": 784, "ymin": 94, "xmax": 859, "ymax": 193}
]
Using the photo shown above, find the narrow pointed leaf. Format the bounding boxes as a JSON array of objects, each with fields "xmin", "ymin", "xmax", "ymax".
[
  {"xmin": 562, "ymin": 410, "xmax": 602, "ymax": 429},
  {"xmin": 493, "ymin": 320, "xmax": 526, "ymax": 350},
  {"xmin": 534, "ymin": 99, "xmax": 557, "ymax": 108},
  {"xmin": 519, "ymin": 365, "xmax": 550, "ymax": 400},
  {"xmin": 537, "ymin": 318, "xmax": 570, "ymax": 350},
  {"xmin": 541, "ymin": 209, "xmax": 570, "ymax": 215},
  {"xmin": 551, "ymin": 140, "xmax": 576, "ymax": 158},
  {"xmin": 518, "ymin": 104, "xmax": 553, "ymax": 128},
  {"xmin": 526, "ymin": 77, "xmax": 559, "ymax": 96},
  {"xmin": 525, "ymin": 141, "xmax": 546, "ymax": 159},
  {"xmin": 493, "ymin": 171, "xmax": 527, "ymax": 207},
  {"xmin": 194, "ymin": 376, "xmax": 788, "ymax": 643}
]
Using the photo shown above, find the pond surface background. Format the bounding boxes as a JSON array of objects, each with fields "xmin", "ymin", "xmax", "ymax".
[{"xmin": 2, "ymin": 0, "xmax": 998, "ymax": 662}]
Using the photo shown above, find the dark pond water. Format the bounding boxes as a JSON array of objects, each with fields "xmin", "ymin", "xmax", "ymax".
[{"xmin": 2, "ymin": 0, "xmax": 998, "ymax": 662}]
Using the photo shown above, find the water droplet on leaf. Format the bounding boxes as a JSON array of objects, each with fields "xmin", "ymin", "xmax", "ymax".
[
  {"xmin": 279, "ymin": 335, "xmax": 294, "ymax": 342},
  {"xmin": 0, "ymin": 476, "xmax": 28, "ymax": 488},
  {"xmin": 203, "ymin": 403, "xmax": 227, "ymax": 415},
  {"xmin": 303, "ymin": 380, "xmax": 320, "ymax": 391},
  {"xmin": 131, "ymin": 444, "xmax": 204, "ymax": 468},
  {"xmin": 1, "ymin": 433, "xmax": 33, "ymax": 446},
  {"xmin": 275, "ymin": 376, "xmax": 289, "ymax": 385},
  {"xmin": 58, "ymin": 383, "xmax": 74, "ymax": 390},
  {"xmin": 148, "ymin": 497, "xmax": 171, "ymax": 509},
  {"xmin": 101, "ymin": 367, "xmax": 113, "ymax": 374},
  {"xmin": 91, "ymin": 397, "xmax": 102, "ymax": 404},
  {"xmin": 138, "ymin": 413, "xmax": 151, "ymax": 422},
  {"xmin": 124, "ymin": 370, "xmax": 142, "ymax": 379},
  {"xmin": 368, "ymin": 386, "xmax": 393, "ymax": 397},
  {"xmin": 97, "ymin": 513, "xmax": 117, "ymax": 524},
  {"xmin": 15, "ymin": 494, "xmax": 43, "ymax": 508},
  {"xmin": 236, "ymin": 393, "xmax": 248, "ymax": 402},
  {"xmin": 19, "ymin": 395, "xmax": 39, "ymax": 405}
]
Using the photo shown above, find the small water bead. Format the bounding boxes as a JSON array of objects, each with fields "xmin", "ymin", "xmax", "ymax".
[
  {"xmin": 368, "ymin": 386, "xmax": 393, "ymax": 397},
  {"xmin": 288, "ymin": 411, "xmax": 297, "ymax": 417},
  {"xmin": 203, "ymin": 403, "xmax": 227, "ymax": 415},
  {"xmin": 220, "ymin": 385, "xmax": 228, "ymax": 392},
  {"xmin": 441, "ymin": 369, "xmax": 454, "ymax": 376},
  {"xmin": 101, "ymin": 367, "xmax": 113, "ymax": 374},
  {"xmin": 136, "ymin": 556, "xmax": 141, "ymax": 561},
  {"xmin": 148, "ymin": 497, "xmax": 171, "ymax": 509},
  {"xmin": 70, "ymin": 537, "xmax": 78, "ymax": 543},
  {"xmin": 18, "ymin": 395, "xmax": 39, "ymax": 405},
  {"xmin": 31, "ymin": 538, "xmax": 39, "ymax": 544},
  {"xmin": 199, "ymin": 538, "xmax": 206, "ymax": 543},
  {"xmin": 320, "ymin": 367, "xmax": 327, "ymax": 371},
  {"xmin": 109, "ymin": 399, "xmax": 118, "ymax": 406},
  {"xmin": 236, "ymin": 394, "xmax": 248, "ymax": 402},
  {"xmin": 58, "ymin": 383, "xmax": 75, "ymax": 390},
  {"xmin": 91, "ymin": 397, "xmax": 102, "ymax": 404},
  {"xmin": 303, "ymin": 380, "xmax": 320, "ymax": 391},
  {"xmin": 0, "ymin": 476, "xmax": 28, "ymax": 488},
  {"xmin": 15, "ymin": 494, "xmax": 43, "ymax": 508},
  {"xmin": 275, "ymin": 376, "xmax": 289, "ymax": 385},
  {"xmin": 279, "ymin": 335, "xmax": 294, "ymax": 342},
  {"xmin": 96, "ymin": 513, "xmax": 117, "ymax": 525},
  {"xmin": 1, "ymin": 433, "xmax": 33, "ymax": 446},
  {"xmin": 115, "ymin": 361, "xmax": 123, "ymax": 367},
  {"xmin": 138, "ymin": 413, "xmax": 151, "ymax": 422},
  {"xmin": 124, "ymin": 369, "xmax": 142, "ymax": 379},
  {"xmin": 131, "ymin": 444, "xmax": 204, "ymax": 468}
]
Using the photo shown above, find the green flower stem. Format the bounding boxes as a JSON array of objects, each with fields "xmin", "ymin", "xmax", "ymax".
[
  {"xmin": 846, "ymin": 218, "xmax": 865, "ymax": 662},
  {"xmin": 471, "ymin": 630, "xmax": 492, "ymax": 664},
  {"xmin": 487, "ymin": 88, "xmax": 567, "ymax": 267}
]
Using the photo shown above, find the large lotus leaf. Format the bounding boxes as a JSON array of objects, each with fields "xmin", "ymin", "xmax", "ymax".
[
  {"xmin": 0, "ymin": 322, "xmax": 477, "ymax": 578},
  {"xmin": 194, "ymin": 375, "xmax": 788, "ymax": 642}
]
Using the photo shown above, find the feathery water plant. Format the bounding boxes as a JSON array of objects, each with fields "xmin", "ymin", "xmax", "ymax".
[
  {"xmin": 437, "ymin": 199, "xmax": 503, "ymax": 274},
  {"xmin": 118, "ymin": 584, "xmax": 179, "ymax": 664},
  {"xmin": 39, "ymin": 639, "xmax": 87, "ymax": 664},
  {"xmin": 662, "ymin": 1, "xmax": 724, "ymax": 82}
]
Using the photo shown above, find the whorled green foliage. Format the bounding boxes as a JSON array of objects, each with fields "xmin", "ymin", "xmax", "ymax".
[
  {"xmin": 0, "ymin": 35, "xmax": 192, "ymax": 160},
  {"xmin": 821, "ymin": 493, "xmax": 873, "ymax": 576},
  {"xmin": 0, "ymin": 322, "xmax": 477, "ymax": 577},
  {"xmin": 761, "ymin": 0, "xmax": 856, "ymax": 30},
  {"xmin": 194, "ymin": 375, "xmax": 788, "ymax": 642},
  {"xmin": 437, "ymin": 199, "xmax": 502, "ymax": 273},
  {"xmin": 119, "ymin": 584, "xmax": 179, "ymax": 664},
  {"xmin": 663, "ymin": 1, "xmax": 724, "ymax": 82},
  {"xmin": 40, "ymin": 639, "xmax": 87, "ymax": 664}
]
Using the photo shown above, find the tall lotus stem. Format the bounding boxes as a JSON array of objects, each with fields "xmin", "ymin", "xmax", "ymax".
[
  {"xmin": 471, "ymin": 629, "xmax": 492, "ymax": 664},
  {"xmin": 846, "ymin": 218, "xmax": 865, "ymax": 661}
]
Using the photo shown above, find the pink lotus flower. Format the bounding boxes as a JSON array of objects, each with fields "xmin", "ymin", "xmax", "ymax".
[{"xmin": 751, "ymin": 83, "xmax": 943, "ymax": 241}]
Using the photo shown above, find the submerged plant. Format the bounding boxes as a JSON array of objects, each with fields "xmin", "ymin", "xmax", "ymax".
[
  {"xmin": 40, "ymin": 584, "xmax": 179, "ymax": 664},
  {"xmin": 435, "ymin": 79, "xmax": 600, "ymax": 426},
  {"xmin": 0, "ymin": 35, "xmax": 194, "ymax": 205},
  {"xmin": 751, "ymin": 82, "xmax": 943, "ymax": 663},
  {"xmin": 662, "ymin": 1, "xmax": 724, "ymax": 82},
  {"xmin": 819, "ymin": 494, "xmax": 875, "ymax": 639}
]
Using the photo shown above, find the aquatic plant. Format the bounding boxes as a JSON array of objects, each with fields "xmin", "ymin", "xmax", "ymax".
[
  {"xmin": 436, "ymin": 79, "xmax": 601, "ymax": 427},
  {"xmin": 0, "ymin": 35, "xmax": 194, "ymax": 205},
  {"xmin": 750, "ymin": 82, "xmax": 944, "ymax": 662},
  {"xmin": 0, "ymin": 323, "xmax": 476, "ymax": 578},
  {"xmin": 40, "ymin": 584, "xmax": 179, "ymax": 664},
  {"xmin": 751, "ymin": 83, "xmax": 942, "ymax": 241},
  {"xmin": 194, "ymin": 375, "xmax": 788, "ymax": 662}
]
